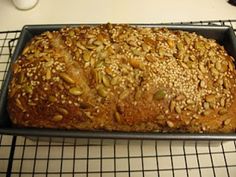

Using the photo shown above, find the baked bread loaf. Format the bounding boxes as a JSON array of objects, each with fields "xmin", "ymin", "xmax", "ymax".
[{"xmin": 8, "ymin": 24, "xmax": 236, "ymax": 133}]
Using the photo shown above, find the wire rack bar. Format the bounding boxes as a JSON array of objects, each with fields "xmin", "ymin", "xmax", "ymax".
[{"xmin": 0, "ymin": 20, "xmax": 236, "ymax": 177}]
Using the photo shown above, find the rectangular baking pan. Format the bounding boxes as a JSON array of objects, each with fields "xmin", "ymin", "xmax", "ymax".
[{"xmin": 0, "ymin": 24, "xmax": 236, "ymax": 140}]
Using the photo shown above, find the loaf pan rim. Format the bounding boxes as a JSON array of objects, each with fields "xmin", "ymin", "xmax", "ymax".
[{"xmin": 0, "ymin": 24, "xmax": 236, "ymax": 140}]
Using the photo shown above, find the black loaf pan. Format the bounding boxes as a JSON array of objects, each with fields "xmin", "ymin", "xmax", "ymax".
[{"xmin": 0, "ymin": 24, "xmax": 236, "ymax": 140}]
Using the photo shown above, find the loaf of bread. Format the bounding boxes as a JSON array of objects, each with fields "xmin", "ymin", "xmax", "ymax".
[{"xmin": 8, "ymin": 24, "xmax": 236, "ymax": 133}]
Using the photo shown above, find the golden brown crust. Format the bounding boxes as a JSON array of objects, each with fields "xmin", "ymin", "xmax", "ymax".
[{"xmin": 7, "ymin": 24, "xmax": 236, "ymax": 133}]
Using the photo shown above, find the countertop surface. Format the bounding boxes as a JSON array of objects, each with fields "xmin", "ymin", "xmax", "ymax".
[
  {"xmin": 0, "ymin": 0, "xmax": 236, "ymax": 31},
  {"xmin": 0, "ymin": 1, "xmax": 236, "ymax": 177}
]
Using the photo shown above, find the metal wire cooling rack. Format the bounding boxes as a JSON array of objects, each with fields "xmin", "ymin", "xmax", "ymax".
[{"xmin": 0, "ymin": 20, "xmax": 236, "ymax": 177}]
